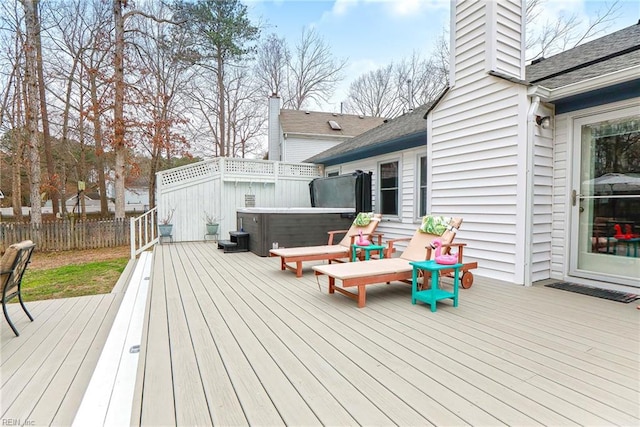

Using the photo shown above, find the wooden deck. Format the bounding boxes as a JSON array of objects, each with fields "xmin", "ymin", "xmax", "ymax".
[
  {"xmin": 1, "ymin": 242, "xmax": 638, "ymax": 426},
  {"xmin": 134, "ymin": 242, "xmax": 639, "ymax": 426},
  {"xmin": 1, "ymin": 294, "xmax": 121, "ymax": 425}
]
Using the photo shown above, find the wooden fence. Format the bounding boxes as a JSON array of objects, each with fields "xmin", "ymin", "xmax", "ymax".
[{"xmin": 0, "ymin": 219, "xmax": 130, "ymax": 252}]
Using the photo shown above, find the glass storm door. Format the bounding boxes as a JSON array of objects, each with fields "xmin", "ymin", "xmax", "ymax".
[{"xmin": 572, "ymin": 108, "xmax": 640, "ymax": 287}]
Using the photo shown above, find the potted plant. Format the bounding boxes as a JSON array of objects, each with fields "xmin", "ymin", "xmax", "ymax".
[
  {"xmin": 158, "ymin": 208, "xmax": 175, "ymax": 237},
  {"xmin": 204, "ymin": 210, "xmax": 219, "ymax": 236}
]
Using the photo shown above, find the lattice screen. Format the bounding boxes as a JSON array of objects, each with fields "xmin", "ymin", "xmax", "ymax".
[
  {"xmin": 278, "ymin": 163, "xmax": 322, "ymax": 177},
  {"xmin": 225, "ymin": 159, "xmax": 274, "ymax": 175},
  {"xmin": 160, "ymin": 161, "xmax": 217, "ymax": 186}
]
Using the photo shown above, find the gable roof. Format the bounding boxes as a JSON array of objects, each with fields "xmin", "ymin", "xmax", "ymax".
[
  {"xmin": 304, "ymin": 103, "xmax": 430, "ymax": 165},
  {"xmin": 280, "ymin": 109, "xmax": 385, "ymax": 138},
  {"xmin": 526, "ymin": 22, "xmax": 640, "ymax": 89}
]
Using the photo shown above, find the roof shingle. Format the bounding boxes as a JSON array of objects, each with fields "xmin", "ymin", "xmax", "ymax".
[{"xmin": 280, "ymin": 109, "xmax": 385, "ymax": 138}]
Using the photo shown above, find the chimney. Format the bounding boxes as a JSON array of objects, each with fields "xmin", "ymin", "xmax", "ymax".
[
  {"xmin": 450, "ymin": 0, "xmax": 525, "ymax": 86},
  {"xmin": 267, "ymin": 93, "xmax": 281, "ymax": 161}
]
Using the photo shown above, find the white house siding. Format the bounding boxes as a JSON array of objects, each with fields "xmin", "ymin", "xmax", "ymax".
[
  {"xmin": 451, "ymin": 0, "xmax": 486, "ymax": 87},
  {"xmin": 531, "ymin": 111, "xmax": 554, "ymax": 283},
  {"xmin": 285, "ymin": 137, "xmax": 343, "ymax": 163},
  {"xmin": 268, "ymin": 96, "xmax": 281, "ymax": 161},
  {"xmin": 430, "ymin": 76, "xmax": 529, "ymax": 284},
  {"xmin": 487, "ymin": 0, "xmax": 525, "ymax": 79},
  {"xmin": 332, "ymin": 147, "xmax": 428, "ymax": 249},
  {"xmin": 429, "ymin": 0, "xmax": 530, "ymax": 284},
  {"xmin": 551, "ymin": 98, "xmax": 640, "ymax": 281}
]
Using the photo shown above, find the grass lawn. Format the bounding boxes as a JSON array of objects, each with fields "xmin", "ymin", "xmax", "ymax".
[
  {"xmin": 21, "ymin": 250, "xmax": 129, "ymax": 301},
  {"xmin": 22, "ymin": 259, "xmax": 128, "ymax": 301}
]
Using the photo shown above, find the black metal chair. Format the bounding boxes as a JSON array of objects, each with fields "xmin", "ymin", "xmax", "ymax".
[{"xmin": 1, "ymin": 240, "xmax": 36, "ymax": 336}]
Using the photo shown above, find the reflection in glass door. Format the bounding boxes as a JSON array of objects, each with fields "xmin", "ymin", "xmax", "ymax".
[{"xmin": 573, "ymin": 110, "xmax": 640, "ymax": 286}]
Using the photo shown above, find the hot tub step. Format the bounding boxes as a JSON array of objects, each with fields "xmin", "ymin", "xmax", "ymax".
[{"xmin": 217, "ymin": 240, "xmax": 248, "ymax": 253}]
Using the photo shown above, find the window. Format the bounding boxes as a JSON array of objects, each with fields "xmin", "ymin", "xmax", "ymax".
[
  {"xmin": 379, "ymin": 161, "xmax": 398, "ymax": 215},
  {"xmin": 419, "ymin": 156, "xmax": 427, "ymax": 217},
  {"xmin": 327, "ymin": 170, "xmax": 339, "ymax": 177}
]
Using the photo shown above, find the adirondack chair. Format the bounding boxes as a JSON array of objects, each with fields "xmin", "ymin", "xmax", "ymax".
[
  {"xmin": 1, "ymin": 240, "xmax": 36, "ymax": 336},
  {"xmin": 270, "ymin": 213, "xmax": 382, "ymax": 277},
  {"xmin": 313, "ymin": 216, "xmax": 477, "ymax": 308}
]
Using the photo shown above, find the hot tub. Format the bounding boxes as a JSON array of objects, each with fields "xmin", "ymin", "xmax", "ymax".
[{"xmin": 236, "ymin": 208, "xmax": 356, "ymax": 256}]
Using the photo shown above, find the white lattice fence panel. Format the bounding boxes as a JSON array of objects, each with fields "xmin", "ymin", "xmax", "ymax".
[
  {"xmin": 278, "ymin": 162, "xmax": 322, "ymax": 177},
  {"xmin": 224, "ymin": 159, "xmax": 274, "ymax": 176},
  {"xmin": 160, "ymin": 161, "xmax": 218, "ymax": 187}
]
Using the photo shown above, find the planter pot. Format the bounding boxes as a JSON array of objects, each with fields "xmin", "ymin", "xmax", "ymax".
[
  {"xmin": 206, "ymin": 223, "xmax": 219, "ymax": 235},
  {"xmin": 159, "ymin": 224, "xmax": 173, "ymax": 237}
]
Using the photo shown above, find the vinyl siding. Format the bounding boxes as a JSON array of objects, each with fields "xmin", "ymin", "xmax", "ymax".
[
  {"xmin": 430, "ymin": 74, "xmax": 528, "ymax": 284},
  {"xmin": 531, "ymin": 110, "xmax": 554, "ymax": 282},
  {"xmin": 452, "ymin": 0, "xmax": 486, "ymax": 85},
  {"xmin": 493, "ymin": 0, "xmax": 524, "ymax": 78},
  {"xmin": 285, "ymin": 137, "xmax": 343, "ymax": 163}
]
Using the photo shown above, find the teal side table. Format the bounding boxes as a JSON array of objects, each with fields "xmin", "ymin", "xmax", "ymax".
[
  {"xmin": 409, "ymin": 260, "xmax": 462, "ymax": 312},
  {"xmin": 351, "ymin": 243, "xmax": 385, "ymax": 262}
]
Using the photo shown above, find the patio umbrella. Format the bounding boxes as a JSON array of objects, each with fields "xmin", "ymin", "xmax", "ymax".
[{"xmin": 583, "ymin": 173, "xmax": 640, "ymax": 195}]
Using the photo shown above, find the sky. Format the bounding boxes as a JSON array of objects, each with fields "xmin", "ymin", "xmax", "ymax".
[{"xmin": 244, "ymin": 0, "xmax": 640, "ymax": 112}]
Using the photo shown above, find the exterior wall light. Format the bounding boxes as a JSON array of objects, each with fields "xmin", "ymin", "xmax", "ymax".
[{"xmin": 535, "ymin": 115, "xmax": 552, "ymax": 129}]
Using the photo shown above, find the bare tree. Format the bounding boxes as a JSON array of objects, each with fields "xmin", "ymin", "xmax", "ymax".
[
  {"xmin": 32, "ymin": 1, "xmax": 59, "ymax": 216},
  {"xmin": 345, "ymin": 51, "xmax": 447, "ymax": 118},
  {"xmin": 346, "ymin": 64, "xmax": 397, "ymax": 117},
  {"xmin": 131, "ymin": 1, "xmax": 192, "ymax": 207},
  {"xmin": 45, "ymin": 0, "xmax": 114, "ymax": 217},
  {"xmin": 0, "ymin": 1, "xmax": 27, "ymax": 221},
  {"xmin": 223, "ymin": 65, "xmax": 266, "ymax": 158},
  {"xmin": 526, "ymin": 0, "xmax": 621, "ymax": 60},
  {"xmin": 19, "ymin": 0, "xmax": 42, "ymax": 224},
  {"xmin": 394, "ymin": 51, "xmax": 447, "ymax": 110},
  {"xmin": 286, "ymin": 28, "xmax": 347, "ymax": 110},
  {"xmin": 254, "ymin": 33, "xmax": 289, "ymax": 100},
  {"xmin": 112, "ymin": 0, "xmax": 127, "ymax": 219},
  {"xmin": 255, "ymin": 28, "xmax": 348, "ymax": 111}
]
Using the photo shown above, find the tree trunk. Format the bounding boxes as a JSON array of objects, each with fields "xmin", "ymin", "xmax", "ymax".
[
  {"xmin": 33, "ymin": 0, "xmax": 58, "ymax": 216},
  {"xmin": 89, "ymin": 72, "xmax": 108, "ymax": 216},
  {"xmin": 11, "ymin": 135, "xmax": 25, "ymax": 221},
  {"xmin": 113, "ymin": 0, "xmax": 126, "ymax": 219},
  {"xmin": 217, "ymin": 55, "xmax": 225, "ymax": 157},
  {"xmin": 21, "ymin": 0, "xmax": 42, "ymax": 225}
]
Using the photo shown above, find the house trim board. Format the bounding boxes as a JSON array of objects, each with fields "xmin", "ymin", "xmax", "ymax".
[{"xmin": 553, "ymin": 78, "xmax": 640, "ymax": 114}]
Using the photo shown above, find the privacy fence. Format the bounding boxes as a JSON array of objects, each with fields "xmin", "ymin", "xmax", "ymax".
[{"xmin": 0, "ymin": 219, "xmax": 130, "ymax": 252}]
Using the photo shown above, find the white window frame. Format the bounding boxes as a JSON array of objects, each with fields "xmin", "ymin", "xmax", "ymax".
[
  {"xmin": 378, "ymin": 159, "xmax": 400, "ymax": 218},
  {"xmin": 417, "ymin": 155, "xmax": 428, "ymax": 219}
]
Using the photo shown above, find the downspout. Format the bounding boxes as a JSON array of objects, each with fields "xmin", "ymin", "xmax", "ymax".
[{"xmin": 524, "ymin": 95, "xmax": 541, "ymax": 286}]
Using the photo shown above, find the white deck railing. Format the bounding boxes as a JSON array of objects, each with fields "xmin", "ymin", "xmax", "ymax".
[{"xmin": 130, "ymin": 207, "xmax": 159, "ymax": 259}]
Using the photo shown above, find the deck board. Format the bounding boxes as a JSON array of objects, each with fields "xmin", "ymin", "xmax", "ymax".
[
  {"xmin": 134, "ymin": 242, "xmax": 639, "ymax": 426},
  {"xmin": 0, "ymin": 294, "xmax": 118, "ymax": 426},
  {"xmin": 3, "ymin": 242, "xmax": 638, "ymax": 426}
]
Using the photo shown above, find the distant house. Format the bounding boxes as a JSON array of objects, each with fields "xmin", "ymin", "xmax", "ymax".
[
  {"xmin": 267, "ymin": 94, "xmax": 385, "ymax": 163},
  {"xmin": 306, "ymin": 1, "xmax": 640, "ymax": 293},
  {"xmin": 106, "ymin": 182, "xmax": 150, "ymax": 211}
]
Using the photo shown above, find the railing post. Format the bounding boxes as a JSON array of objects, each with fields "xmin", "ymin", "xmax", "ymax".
[{"xmin": 130, "ymin": 217, "xmax": 136, "ymax": 259}]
